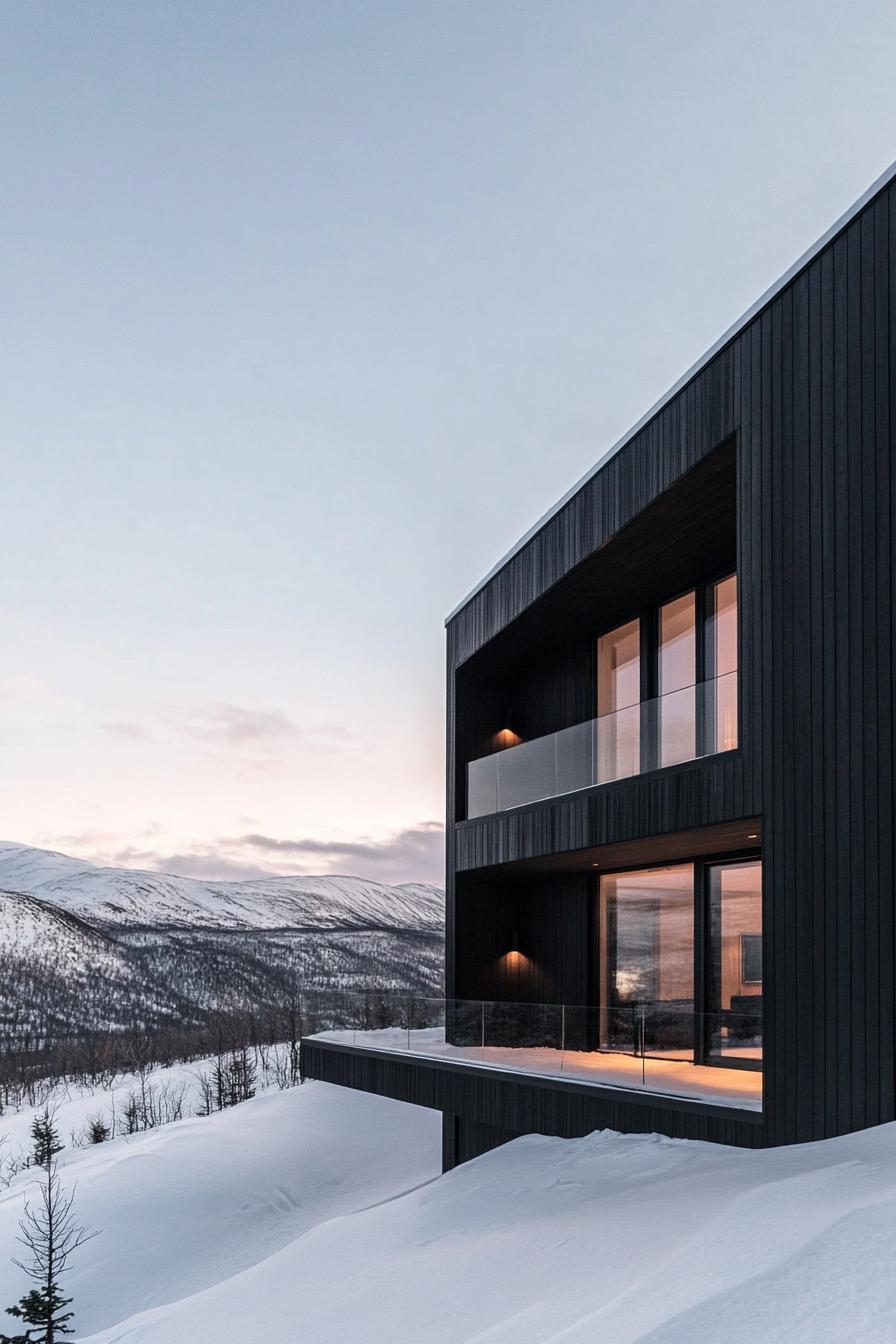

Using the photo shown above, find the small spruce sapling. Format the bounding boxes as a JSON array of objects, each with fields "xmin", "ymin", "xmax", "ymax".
[
  {"xmin": 0, "ymin": 1112, "xmax": 96, "ymax": 1344},
  {"xmin": 29, "ymin": 1112, "xmax": 62, "ymax": 1171},
  {"xmin": 86, "ymin": 1117, "xmax": 110, "ymax": 1146}
]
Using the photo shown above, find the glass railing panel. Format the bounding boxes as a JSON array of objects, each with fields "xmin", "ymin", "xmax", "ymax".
[
  {"xmin": 595, "ymin": 701, "xmax": 641, "ymax": 784},
  {"xmin": 445, "ymin": 998, "xmax": 485, "ymax": 1049},
  {"xmin": 482, "ymin": 1000, "xmax": 564, "ymax": 1052},
  {"xmin": 658, "ymin": 685, "xmax": 698, "ymax": 768},
  {"xmin": 554, "ymin": 718, "xmax": 595, "ymax": 797},
  {"xmin": 467, "ymin": 753, "xmax": 498, "ymax": 819},
  {"xmin": 712, "ymin": 668, "xmax": 739, "ymax": 753},
  {"xmin": 466, "ymin": 671, "xmax": 739, "ymax": 817},
  {"xmin": 496, "ymin": 732, "xmax": 557, "ymax": 810},
  {"xmin": 705, "ymin": 1004, "xmax": 763, "ymax": 1063},
  {"xmin": 640, "ymin": 999, "xmax": 696, "ymax": 1062},
  {"xmin": 305, "ymin": 994, "xmax": 763, "ymax": 1103}
]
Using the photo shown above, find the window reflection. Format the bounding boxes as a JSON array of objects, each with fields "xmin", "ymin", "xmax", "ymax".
[
  {"xmin": 707, "ymin": 574, "xmax": 738, "ymax": 752},
  {"xmin": 599, "ymin": 865, "xmax": 694, "ymax": 1059},
  {"xmin": 659, "ymin": 592, "xmax": 696, "ymax": 767},
  {"xmin": 707, "ymin": 859, "xmax": 762, "ymax": 1064},
  {"xmin": 596, "ymin": 618, "xmax": 641, "ymax": 783}
]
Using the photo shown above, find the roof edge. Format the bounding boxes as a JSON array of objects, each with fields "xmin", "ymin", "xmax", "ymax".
[{"xmin": 445, "ymin": 155, "xmax": 896, "ymax": 626}]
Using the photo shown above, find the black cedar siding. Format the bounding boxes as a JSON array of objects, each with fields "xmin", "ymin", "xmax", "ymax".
[{"xmin": 443, "ymin": 175, "xmax": 896, "ymax": 1149}]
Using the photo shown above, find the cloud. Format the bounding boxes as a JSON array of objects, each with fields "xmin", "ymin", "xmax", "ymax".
[
  {"xmin": 167, "ymin": 703, "xmax": 351, "ymax": 752},
  {"xmin": 173, "ymin": 703, "xmax": 299, "ymax": 746},
  {"xmin": 231, "ymin": 822, "xmax": 445, "ymax": 885},
  {"xmin": 99, "ymin": 721, "xmax": 149, "ymax": 740},
  {"xmin": 121, "ymin": 849, "xmax": 278, "ymax": 882},
  {"xmin": 34, "ymin": 822, "xmax": 445, "ymax": 887}
]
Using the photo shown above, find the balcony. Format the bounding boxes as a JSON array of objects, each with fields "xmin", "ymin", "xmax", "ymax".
[
  {"xmin": 467, "ymin": 671, "xmax": 737, "ymax": 818},
  {"xmin": 304, "ymin": 992, "xmax": 762, "ymax": 1112}
]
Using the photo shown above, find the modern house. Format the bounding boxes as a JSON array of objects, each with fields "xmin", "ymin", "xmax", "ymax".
[{"xmin": 303, "ymin": 160, "xmax": 896, "ymax": 1169}]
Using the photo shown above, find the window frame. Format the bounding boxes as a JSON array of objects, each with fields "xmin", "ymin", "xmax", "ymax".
[
  {"xmin": 594, "ymin": 567, "xmax": 739, "ymax": 776},
  {"xmin": 591, "ymin": 844, "xmax": 763, "ymax": 1073}
]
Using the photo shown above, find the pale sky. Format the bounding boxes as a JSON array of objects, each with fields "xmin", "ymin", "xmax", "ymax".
[{"xmin": 2, "ymin": 2, "xmax": 895, "ymax": 885}]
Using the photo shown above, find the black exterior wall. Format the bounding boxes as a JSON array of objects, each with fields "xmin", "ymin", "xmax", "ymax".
[
  {"xmin": 444, "ymin": 173, "xmax": 896, "ymax": 1155},
  {"xmin": 304, "ymin": 168, "xmax": 896, "ymax": 1167}
]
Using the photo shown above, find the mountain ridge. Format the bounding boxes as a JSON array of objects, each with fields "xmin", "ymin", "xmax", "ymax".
[{"xmin": 0, "ymin": 841, "xmax": 443, "ymax": 933}]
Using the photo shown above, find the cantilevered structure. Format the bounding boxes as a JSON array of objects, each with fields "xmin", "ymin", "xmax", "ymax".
[{"xmin": 304, "ymin": 160, "xmax": 896, "ymax": 1168}]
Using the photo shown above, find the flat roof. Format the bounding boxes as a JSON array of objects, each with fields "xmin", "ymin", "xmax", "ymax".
[{"xmin": 446, "ymin": 156, "xmax": 896, "ymax": 625}]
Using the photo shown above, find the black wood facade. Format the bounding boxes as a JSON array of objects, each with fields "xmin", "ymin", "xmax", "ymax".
[
  {"xmin": 302, "ymin": 1038, "xmax": 765, "ymax": 1150},
  {"xmin": 304, "ymin": 168, "xmax": 896, "ymax": 1167}
]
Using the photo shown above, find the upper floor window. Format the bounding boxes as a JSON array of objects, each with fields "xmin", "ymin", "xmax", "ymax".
[
  {"xmin": 596, "ymin": 574, "xmax": 738, "ymax": 782},
  {"xmin": 466, "ymin": 573, "xmax": 739, "ymax": 818},
  {"xmin": 596, "ymin": 618, "xmax": 641, "ymax": 783}
]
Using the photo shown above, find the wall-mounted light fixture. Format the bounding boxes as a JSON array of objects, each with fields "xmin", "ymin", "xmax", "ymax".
[
  {"xmin": 501, "ymin": 925, "xmax": 527, "ymax": 970},
  {"xmin": 493, "ymin": 727, "xmax": 523, "ymax": 751}
]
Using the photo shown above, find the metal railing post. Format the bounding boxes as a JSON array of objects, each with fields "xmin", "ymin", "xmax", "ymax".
[
  {"xmin": 640, "ymin": 1006, "xmax": 646, "ymax": 1086},
  {"xmin": 560, "ymin": 1003, "xmax": 566, "ymax": 1070}
]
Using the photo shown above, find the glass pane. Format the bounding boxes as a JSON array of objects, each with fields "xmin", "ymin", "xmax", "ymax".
[
  {"xmin": 596, "ymin": 702, "xmax": 641, "ymax": 784},
  {"xmin": 467, "ymin": 754, "xmax": 498, "ymax": 818},
  {"xmin": 554, "ymin": 719, "xmax": 595, "ymax": 796},
  {"xmin": 707, "ymin": 575, "xmax": 738, "ymax": 752},
  {"xmin": 597, "ymin": 618, "xmax": 640, "ymax": 782},
  {"xmin": 497, "ymin": 733, "xmax": 556, "ymax": 810},
  {"xmin": 599, "ymin": 865, "xmax": 694, "ymax": 1058},
  {"xmin": 659, "ymin": 593, "xmax": 696, "ymax": 766},
  {"xmin": 707, "ymin": 860, "xmax": 762, "ymax": 1064}
]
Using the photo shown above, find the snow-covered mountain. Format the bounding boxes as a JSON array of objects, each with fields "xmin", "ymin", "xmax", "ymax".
[
  {"xmin": 0, "ymin": 843, "xmax": 445, "ymax": 1039},
  {"xmin": 0, "ymin": 842, "xmax": 443, "ymax": 932},
  {"xmin": 0, "ymin": 887, "xmax": 118, "ymax": 963},
  {"xmin": 0, "ymin": 888, "xmax": 192, "ymax": 1036}
]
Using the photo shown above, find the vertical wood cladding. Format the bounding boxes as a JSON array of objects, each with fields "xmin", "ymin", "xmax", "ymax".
[
  {"xmin": 453, "ymin": 870, "xmax": 593, "ymax": 1006},
  {"xmin": 446, "ymin": 176, "xmax": 896, "ymax": 1149}
]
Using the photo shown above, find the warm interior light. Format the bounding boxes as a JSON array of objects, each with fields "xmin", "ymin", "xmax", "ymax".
[
  {"xmin": 494, "ymin": 728, "xmax": 523, "ymax": 750},
  {"xmin": 747, "ymin": 833, "xmax": 758, "ymax": 839}
]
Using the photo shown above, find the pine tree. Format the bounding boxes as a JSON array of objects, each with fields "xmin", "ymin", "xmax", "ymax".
[
  {"xmin": 86, "ymin": 1116, "xmax": 110, "ymax": 1146},
  {"xmin": 29, "ymin": 1112, "xmax": 62, "ymax": 1172},
  {"xmin": 0, "ymin": 1139, "xmax": 95, "ymax": 1343}
]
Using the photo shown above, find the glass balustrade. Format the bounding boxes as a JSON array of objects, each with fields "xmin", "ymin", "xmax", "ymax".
[
  {"xmin": 467, "ymin": 670, "xmax": 737, "ymax": 819},
  {"xmin": 304, "ymin": 989, "xmax": 762, "ymax": 1110}
]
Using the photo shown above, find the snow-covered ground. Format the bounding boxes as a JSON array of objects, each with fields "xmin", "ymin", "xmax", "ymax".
[
  {"xmin": 5, "ymin": 1074, "xmax": 896, "ymax": 1342},
  {"xmin": 0, "ymin": 1053, "xmax": 290, "ymax": 1166},
  {"xmin": 0, "ymin": 1076, "xmax": 441, "ymax": 1339}
]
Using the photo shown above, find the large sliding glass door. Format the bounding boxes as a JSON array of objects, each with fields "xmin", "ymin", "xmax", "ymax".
[
  {"xmin": 598, "ymin": 855, "xmax": 763, "ymax": 1071},
  {"xmin": 706, "ymin": 859, "xmax": 763, "ymax": 1063},
  {"xmin": 598, "ymin": 865, "xmax": 694, "ymax": 1058}
]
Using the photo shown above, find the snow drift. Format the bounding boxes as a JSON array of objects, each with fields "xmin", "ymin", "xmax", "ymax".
[
  {"xmin": 3, "ymin": 1077, "xmax": 896, "ymax": 1343},
  {"xmin": 0, "ymin": 1075, "xmax": 441, "ymax": 1338}
]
